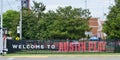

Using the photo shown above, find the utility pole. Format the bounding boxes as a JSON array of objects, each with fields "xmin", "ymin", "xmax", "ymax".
[
  {"xmin": 20, "ymin": 0, "xmax": 22, "ymax": 39},
  {"xmin": 0, "ymin": 0, "xmax": 3, "ymax": 54},
  {"xmin": 19, "ymin": 0, "xmax": 30, "ymax": 39},
  {"xmin": 84, "ymin": 0, "xmax": 88, "ymax": 18},
  {"xmin": 85, "ymin": 0, "xmax": 87, "ymax": 9}
]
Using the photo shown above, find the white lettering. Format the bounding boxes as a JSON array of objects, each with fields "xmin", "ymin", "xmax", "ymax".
[
  {"xmin": 51, "ymin": 45, "xmax": 55, "ymax": 49},
  {"xmin": 26, "ymin": 45, "xmax": 30, "ymax": 49},
  {"xmin": 35, "ymin": 45, "xmax": 41, "ymax": 49},
  {"xmin": 41, "ymin": 45, "xmax": 44, "ymax": 49},
  {"xmin": 12, "ymin": 45, "xmax": 18, "ymax": 49},
  {"xmin": 12, "ymin": 44, "xmax": 56, "ymax": 50},
  {"xmin": 19, "ymin": 45, "xmax": 22, "ymax": 49},
  {"xmin": 22, "ymin": 45, "xmax": 26, "ymax": 49},
  {"xmin": 31, "ymin": 45, "xmax": 35, "ymax": 49},
  {"xmin": 47, "ymin": 45, "xmax": 50, "ymax": 49}
]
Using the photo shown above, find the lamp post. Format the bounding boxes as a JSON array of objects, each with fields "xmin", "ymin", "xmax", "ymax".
[
  {"xmin": 0, "ymin": 0, "xmax": 3, "ymax": 54},
  {"xmin": 85, "ymin": 0, "xmax": 87, "ymax": 9},
  {"xmin": 19, "ymin": 0, "xmax": 23, "ymax": 39}
]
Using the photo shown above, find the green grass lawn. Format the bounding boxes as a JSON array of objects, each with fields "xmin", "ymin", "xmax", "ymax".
[{"xmin": 4, "ymin": 52, "xmax": 120, "ymax": 57}]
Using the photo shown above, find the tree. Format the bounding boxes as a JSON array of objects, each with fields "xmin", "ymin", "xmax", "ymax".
[
  {"xmin": 29, "ymin": 6, "xmax": 91, "ymax": 40},
  {"xmin": 41, "ymin": 6, "xmax": 91, "ymax": 39},
  {"xmin": 3, "ymin": 3, "xmax": 91, "ymax": 40},
  {"xmin": 22, "ymin": 10, "xmax": 38, "ymax": 39},
  {"xmin": 3, "ymin": 10, "xmax": 19, "ymax": 38},
  {"xmin": 35, "ymin": 10, "xmax": 57, "ymax": 40},
  {"xmin": 22, "ymin": 1, "xmax": 46, "ymax": 39},
  {"xmin": 103, "ymin": 0, "xmax": 120, "ymax": 39},
  {"xmin": 32, "ymin": 1, "xmax": 46, "ymax": 20}
]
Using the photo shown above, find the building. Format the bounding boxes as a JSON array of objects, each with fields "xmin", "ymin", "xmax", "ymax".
[
  {"xmin": 89, "ymin": 18, "xmax": 106, "ymax": 39},
  {"xmin": 89, "ymin": 18, "xmax": 98, "ymax": 36}
]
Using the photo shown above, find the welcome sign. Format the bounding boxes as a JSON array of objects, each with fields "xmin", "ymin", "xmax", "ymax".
[
  {"xmin": 59, "ymin": 41, "xmax": 106, "ymax": 52},
  {"xmin": 12, "ymin": 44, "xmax": 56, "ymax": 50},
  {"xmin": 7, "ymin": 40, "xmax": 59, "ymax": 53},
  {"xmin": 7, "ymin": 40, "xmax": 115, "ymax": 53}
]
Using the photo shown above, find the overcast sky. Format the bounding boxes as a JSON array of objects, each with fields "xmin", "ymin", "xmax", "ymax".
[{"xmin": 1, "ymin": 0, "xmax": 115, "ymax": 20}]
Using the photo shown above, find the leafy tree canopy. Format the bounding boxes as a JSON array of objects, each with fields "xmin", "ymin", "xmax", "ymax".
[
  {"xmin": 3, "ymin": 1, "xmax": 91, "ymax": 40},
  {"xmin": 3, "ymin": 10, "xmax": 19, "ymax": 38},
  {"xmin": 103, "ymin": 0, "xmax": 120, "ymax": 39}
]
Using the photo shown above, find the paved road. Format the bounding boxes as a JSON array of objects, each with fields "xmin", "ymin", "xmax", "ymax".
[{"xmin": 0, "ymin": 55, "xmax": 120, "ymax": 60}]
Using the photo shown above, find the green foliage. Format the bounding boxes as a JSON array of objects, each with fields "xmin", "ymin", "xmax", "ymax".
[
  {"xmin": 32, "ymin": 1, "xmax": 46, "ymax": 19},
  {"xmin": 37, "ymin": 6, "xmax": 91, "ymax": 39},
  {"xmin": 103, "ymin": 0, "xmax": 120, "ymax": 39},
  {"xmin": 3, "ymin": 1, "xmax": 91, "ymax": 40},
  {"xmin": 3, "ymin": 10, "xmax": 19, "ymax": 38},
  {"xmin": 22, "ymin": 10, "xmax": 38, "ymax": 39}
]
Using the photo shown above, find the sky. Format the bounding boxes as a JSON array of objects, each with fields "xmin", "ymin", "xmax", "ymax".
[{"xmin": 1, "ymin": 0, "xmax": 115, "ymax": 20}]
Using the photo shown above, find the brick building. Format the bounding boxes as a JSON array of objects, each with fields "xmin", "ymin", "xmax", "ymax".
[{"xmin": 88, "ymin": 18, "xmax": 106, "ymax": 39}]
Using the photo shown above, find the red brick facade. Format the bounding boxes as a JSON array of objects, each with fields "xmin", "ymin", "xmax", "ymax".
[
  {"xmin": 89, "ymin": 18, "xmax": 99, "ymax": 36},
  {"xmin": 88, "ymin": 18, "xmax": 106, "ymax": 39}
]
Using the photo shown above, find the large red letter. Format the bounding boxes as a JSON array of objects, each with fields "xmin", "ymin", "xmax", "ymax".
[
  {"xmin": 63, "ymin": 42, "xmax": 68, "ymax": 52},
  {"xmin": 93, "ymin": 41, "xmax": 97, "ymax": 51},
  {"xmin": 80, "ymin": 42, "xmax": 86, "ymax": 52},
  {"xmin": 88, "ymin": 41, "xmax": 93, "ymax": 51},
  {"xmin": 59, "ymin": 42, "xmax": 64, "ymax": 52},
  {"xmin": 98, "ymin": 41, "xmax": 106, "ymax": 51},
  {"xmin": 69, "ymin": 42, "xmax": 74, "ymax": 52}
]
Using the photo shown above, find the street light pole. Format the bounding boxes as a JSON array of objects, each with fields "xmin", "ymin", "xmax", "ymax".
[
  {"xmin": 0, "ymin": 0, "xmax": 3, "ymax": 54},
  {"xmin": 85, "ymin": 0, "xmax": 87, "ymax": 9},
  {"xmin": 20, "ymin": 0, "xmax": 22, "ymax": 39}
]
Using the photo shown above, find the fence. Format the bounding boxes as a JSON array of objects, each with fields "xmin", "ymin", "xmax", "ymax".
[{"xmin": 7, "ymin": 39, "xmax": 120, "ymax": 54}]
